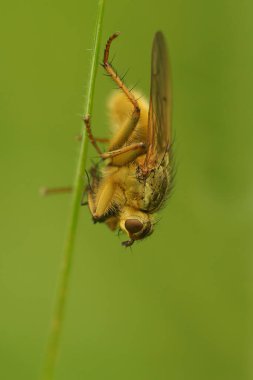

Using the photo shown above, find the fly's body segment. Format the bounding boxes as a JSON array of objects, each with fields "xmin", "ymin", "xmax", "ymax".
[{"xmin": 84, "ymin": 31, "xmax": 173, "ymax": 247}]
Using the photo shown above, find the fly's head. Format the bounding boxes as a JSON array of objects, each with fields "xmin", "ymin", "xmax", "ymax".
[{"xmin": 119, "ymin": 207, "xmax": 154, "ymax": 247}]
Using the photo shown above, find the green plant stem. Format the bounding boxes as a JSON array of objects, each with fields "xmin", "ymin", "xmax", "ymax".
[{"xmin": 41, "ymin": 1, "xmax": 105, "ymax": 379}]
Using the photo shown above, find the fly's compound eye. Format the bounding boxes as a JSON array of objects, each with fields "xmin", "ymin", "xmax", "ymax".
[{"xmin": 125, "ymin": 219, "xmax": 143, "ymax": 234}]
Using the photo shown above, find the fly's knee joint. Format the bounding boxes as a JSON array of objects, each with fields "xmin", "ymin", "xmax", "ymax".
[{"xmin": 133, "ymin": 106, "xmax": 140, "ymax": 120}]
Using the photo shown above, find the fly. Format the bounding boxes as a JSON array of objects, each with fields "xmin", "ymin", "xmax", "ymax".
[{"xmin": 84, "ymin": 31, "xmax": 173, "ymax": 247}]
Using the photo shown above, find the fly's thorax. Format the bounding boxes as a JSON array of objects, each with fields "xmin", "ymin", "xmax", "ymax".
[
  {"xmin": 119, "ymin": 206, "xmax": 154, "ymax": 245},
  {"xmin": 106, "ymin": 165, "xmax": 144, "ymax": 211},
  {"xmin": 138, "ymin": 153, "xmax": 170, "ymax": 213},
  {"xmin": 121, "ymin": 164, "xmax": 145, "ymax": 209}
]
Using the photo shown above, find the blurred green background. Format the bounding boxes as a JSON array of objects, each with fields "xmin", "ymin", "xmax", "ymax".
[{"xmin": 1, "ymin": 0, "xmax": 252, "ymax": 379}]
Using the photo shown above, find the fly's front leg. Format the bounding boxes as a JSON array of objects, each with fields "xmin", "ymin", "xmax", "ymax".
[
  {"xmin": 89, "ymin": 176, "xmax": 123, "ymax": 220},
  {"xmin": 103, "ymin": 33, "xmax": 140, "ymax": 149}
]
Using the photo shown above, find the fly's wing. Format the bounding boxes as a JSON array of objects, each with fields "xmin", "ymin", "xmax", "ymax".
[{"xmin": 143, "ymin": 31, "xmax": 172, "ymax": 174}]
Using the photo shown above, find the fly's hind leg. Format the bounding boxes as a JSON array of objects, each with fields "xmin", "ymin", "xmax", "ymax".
[
  {"xmin": 102, "ymin": 33, "xmax": 141, "ymax": 150},
  {"xmin": 85, "ymin": 34, "xmax": 145, "ymax": 167}
]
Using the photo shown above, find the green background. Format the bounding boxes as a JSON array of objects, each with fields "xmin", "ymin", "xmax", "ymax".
[{"xmin": 1, "ymin": 0, "xmax": 252, "ymax": 379}]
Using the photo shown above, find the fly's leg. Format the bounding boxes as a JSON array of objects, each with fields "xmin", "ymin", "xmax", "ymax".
[
  {"xmin": 101, "ymin": 142, "xmax": 146, "ymax": 166},
  {"xmin": 88, "ymin": 166, "xmax": 127, "ymax": 221},
  {"xmin": 40, "ymin": 186, "xmax": 72, "ymax": 196},
  {"xmin": 40, "ymin": 185, "xmax": 89, "ymax": 206},
  {"xmin": 94, "ymin": 181, "xmax": 115, "ymax": 219},
  {"xmin": 89, "ymin": 178, "xmax": 122, "ymax": 220},
  {"xmin": 83, "ymin": 115, "xmax": 103, "ymax": 154},
  {"xmin": 108, "ymin": 109, "xmax": 141, "ymax": 151},
  {"xmin": 40, "ymin": 170, "xmax": 92, "ymax": 201},
  {"xmin": 103, "ymin": 33, "xmax": 139, "ymax": 113},
  {"xmin": 102, "ymin": 33, "xmax": 141, "ymax": 150},
  {"xmin": 101, "ymin": 142, "xmax": 145, "ymax": 159},
  {"xmin": 83, "ymin": 111, "xmax": 145, "ymax": 165},
  {"xmin": 93, "ymin": 137, "xmax": 109, "ymax": 143},
  {"xmin": 76, "ymin": 134, "xmax": 109, "ymax": 144}
]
